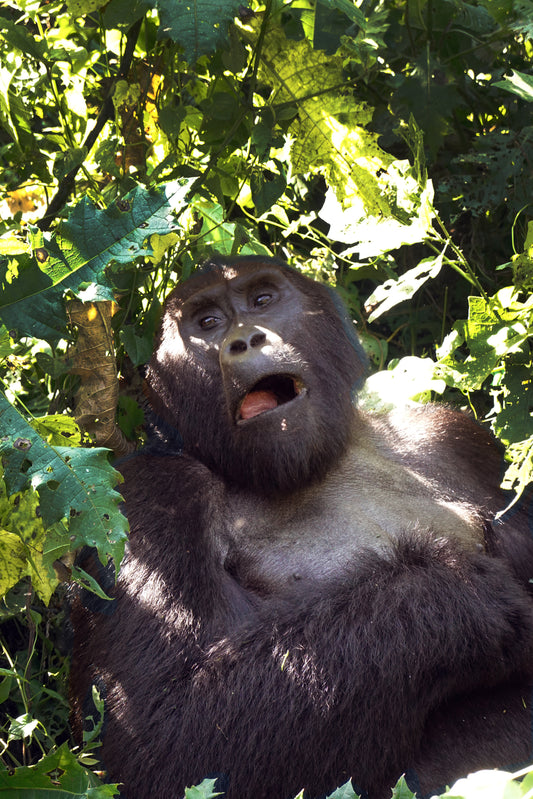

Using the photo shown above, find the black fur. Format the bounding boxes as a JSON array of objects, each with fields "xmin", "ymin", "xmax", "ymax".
[
  {"xmin": 145, "ymin": 256, "xmax": 366, "ymax": 493},
  {"xmin": 70, "ymin": 257, "xmax": 533, "ymax": 799}
]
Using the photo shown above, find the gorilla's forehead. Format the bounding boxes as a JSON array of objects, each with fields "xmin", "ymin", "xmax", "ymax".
[{"xmin": 165, "ymin": 259, "xmax": 294, "ymax": 308}]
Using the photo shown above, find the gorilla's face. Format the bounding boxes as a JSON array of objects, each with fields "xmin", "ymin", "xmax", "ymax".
[{"xmin": 147, "ymin": 258, "xmax": 365, "ymax": 493}]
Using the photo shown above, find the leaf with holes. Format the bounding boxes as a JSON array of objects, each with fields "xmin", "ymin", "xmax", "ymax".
[
  {"xmin": 0, "ymin": 180, "xmax": 191, "ymax": 342},
  {"xmin": 365, "ymin": 253, "xmax": 444, "ymax": 322},
  {"xmin": 0, "ymin": 392, "xmax": 127, "ymax": 567},
  {"xmin": 0, "ymin": 472, "xmax": 63, "ymax": 603},
  {"xmin": 0, "ymin": 742, "xmax": 120, "ymax": 795}
]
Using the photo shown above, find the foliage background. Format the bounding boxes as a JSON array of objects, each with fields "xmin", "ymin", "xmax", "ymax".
[{"xmin": 0, "ymin": 0, "xmax": 533, "ymax": 795}]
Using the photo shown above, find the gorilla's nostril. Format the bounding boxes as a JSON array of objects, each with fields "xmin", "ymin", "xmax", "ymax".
[
  {"xmin": 229, "ymin": 339, "xmax": 247, "ymax": 354},
  {"xmin": 250, "ymin": 332, "xmax": 266, "ymax": 348}
]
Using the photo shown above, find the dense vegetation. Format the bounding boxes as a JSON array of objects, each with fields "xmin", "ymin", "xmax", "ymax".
[{"xmin": 1, "ymin": 0, "xmax": 533, "ymax": 795}]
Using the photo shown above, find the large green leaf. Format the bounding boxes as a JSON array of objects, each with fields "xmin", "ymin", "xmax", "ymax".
[
  {"xmin": 0, "ymin": 180, "xmax": 191, "ymax": 342},
  {"xmin": 0, "ymin": 254, "xmax": 68, "ymax": 341},
  {"xmin": 158, "ymin": 0, "xmax": 243, "ymax": 63},
  {"xmin": 256, "ymin": 30, "xmax": 392, "ymax": 210},
  {"xmin": 102, "ymin": 0, "xmax": 243, "ymax": 60},
  {"xmin": 0, "ymin": 393, "xmax": 127, "ymax": 566},
  {"xmin": 254, "ymin": 27, "xmax": 434, "ymax": 248}
]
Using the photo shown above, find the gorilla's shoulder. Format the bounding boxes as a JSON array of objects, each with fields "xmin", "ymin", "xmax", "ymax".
[
  {"xmin": 384, "ymin": 403, "xmax": 497, "ymax": 452},
  {"xmin": 367, "ymin": 404, "xmax": 503, "ymax": 497}
]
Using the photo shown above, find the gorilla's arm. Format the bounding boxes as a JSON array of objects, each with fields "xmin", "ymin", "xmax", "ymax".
[
  {"xmin": 177, "ymin": 537, "xmax": 533, "ymax": 798},
  {"xmin": 81, "ymin": 454, "xmax": 533, "ymax": 799}
]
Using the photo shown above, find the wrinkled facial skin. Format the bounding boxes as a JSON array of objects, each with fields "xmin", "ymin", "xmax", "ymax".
[{"xmin": 146, "ymin": 257, "xmax": 366, "ymax": 493}]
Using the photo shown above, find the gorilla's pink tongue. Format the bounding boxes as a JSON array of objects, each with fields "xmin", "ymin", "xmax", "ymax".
[{"xmin": 240, "ymin": 390, "xmax": 278, "ymax": 419}]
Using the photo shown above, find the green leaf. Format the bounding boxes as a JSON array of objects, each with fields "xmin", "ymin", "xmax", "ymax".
[
  {"xmin": 326, "ymin": 779, "xmax": 360, "ymax": 798},
  {"xmin": 7, "ymin": 714, "xmax": 39, "ymax": 742},
  {"xmin": 194, "ymin": 197, "xmax": 271, "ymax": 256},
  {"xmin": 0, "ymin": 450, "xmax": 76, "ymax": 602},
  {"xmin": 251, "ymin": 170, "xmax": 286, "ymax": 216},
  {"xmin": 0, "ymin": 530, "xmax": 30, "ymax": 600},
  {"xmin": 359, "ymin": 357, "xmax": 446, "ymax": 412},
  {"xmin": 158, "ymin": 0, "xmax": 243, "ymax": 64},
  {"xmin": 184, "ymin": 778, "xmax": 222, "ymax": 799},
  {"xmin": 365, "ymin": 253, "xmax": 444, "ymax": 322},
  {"xmin": 0, "ymin": 473, "xmax": 60, "ymax": 603},
  {"xmin": 102, "ymin": 0, "xmax": 148, "ymax": 28},
  {"xmin": 0, "ymin": 16, "xmax": 47, "ymax": 62},
  {"xmin": 258, "ymin": 32, "xmax": 395, "ymax": 213},
  {"xmin": 500, "ymin": 435, "xmax": 533, "ymax": 508},
  {"xmin": 519, "ymin": 765, "xmax": 533, "ymax": 794},
  {"xmin": 0, "ymin": 325, "xmax": 10, "ymax": 357},
  {"xmin": 0, "ymin": 393, "xmax": 127, "ymax": 567},
  {"xmin": 253, "ymin": 28, "xmax": 434, "ymax": 246},
  {"xmin": 492, "ymin": 364, "xmax": 533, "ymax": 446},
  {"xmin": 70, "ymin": 565, "xmax": 114, "ymax": 600},
  {"xmin": 316, "ymin": 0, "xmax": 364, "ymax": 24},
  {"xmin": 82, "ymin": 685, "xmax": 106, "ymax": 747},
  {"xmin": 31, "ymin": 415, "xmax": 83, "ymax": 447},
  {"xmin": 120, "ymin": 324, "xmax": 154, "ymax": 367},
  {"xmin": 390, "ymin": 775, "xmax": 416, "ymax": 799},
  {"xmin": 0, "ymin": 63, "xmax": 31, "ymax": 146},
  {"xmin": 53, "ymin": 146, "xmax": 88, "ymax": 182},
  {"xmin": 117, "ymin": 395, "xmax": 145, "ymax": 439},
  {"xmin": 436, "ymin": 290, "xmax": 532, "ymax": 392},
  {"xmin": 0, "ymin": 675, "xmax": 12, "ymax": 704},
  {"xmin": 493, "ymin": 70, "xmax": 533, "ymax": 102},
  {"xmin": 66, "ymin": 0, "xmax": 108, "ymax": 17},
  {"xmin": 508, "ymin": 2, "xmax": 533, "ymax": 43},
  {"xmin": 0, "ymin": 742, "xmax": 120, "ymax": 796},
  {"xmin": 0, "ymin": 180, "xmax": 191, "ymax": 342}
]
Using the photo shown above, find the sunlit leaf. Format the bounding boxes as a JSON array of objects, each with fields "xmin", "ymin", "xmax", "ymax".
[
  {"xmin": 436, "ymin": 291, "xmax": 533, "ymax": 392},
  {"xmin": 359, "ymin": 357, "xmax": 446, "ymax": 412},
  {"xmin": 0, "ymin": 472, "xmax": 61, "ymax": 603},
  {"xmin": 493, "ymin": 70, "xmax": 533, "ymax": 102},
  {"xmin": 500, "ymin": 436, "xmax": 533, "ymax": 509},
  {"xmin": 439, "ymin": 767, "xmax": 522, "ymax": 799},
  {"xmin": 0, "ymin": 392, "xmax": 128, "ymax": 567},
  {"xmin": 365, "ymin": 253, "xmax": 444, "ymax": 321}
]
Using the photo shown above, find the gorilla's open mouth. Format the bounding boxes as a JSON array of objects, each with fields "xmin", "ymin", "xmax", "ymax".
[{"xmin": 238, "ymin": 375, "xmax": 304, "ymax": 421}]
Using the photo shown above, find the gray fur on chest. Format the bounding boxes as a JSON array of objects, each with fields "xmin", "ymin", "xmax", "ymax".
[{"xmin": 220, "ymin": 443, "xmax": 482, "ymax": 593}]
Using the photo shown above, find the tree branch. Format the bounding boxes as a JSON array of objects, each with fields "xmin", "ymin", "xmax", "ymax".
[{"xmin": 37, "ymin": 18, "xmax": 144, "ymax": 231}]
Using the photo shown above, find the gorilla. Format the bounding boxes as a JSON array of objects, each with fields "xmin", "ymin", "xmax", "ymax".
[{"xmin": 70, "ymin": 255, "xmax": 533, "ymax": 799}]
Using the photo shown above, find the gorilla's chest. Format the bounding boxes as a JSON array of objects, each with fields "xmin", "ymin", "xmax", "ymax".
[{"xmin": 221, "ymin": 448, "xmax": 483, "ymax": 593}]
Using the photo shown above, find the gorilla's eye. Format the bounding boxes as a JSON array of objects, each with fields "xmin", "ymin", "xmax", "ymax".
[
  {"xmin": 253, "ymin": 293, "xmax": 272, "ymax": 308},
  {"xmin": 199, "ymin": 315, "xmax": 219, "ymax": 330}
]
